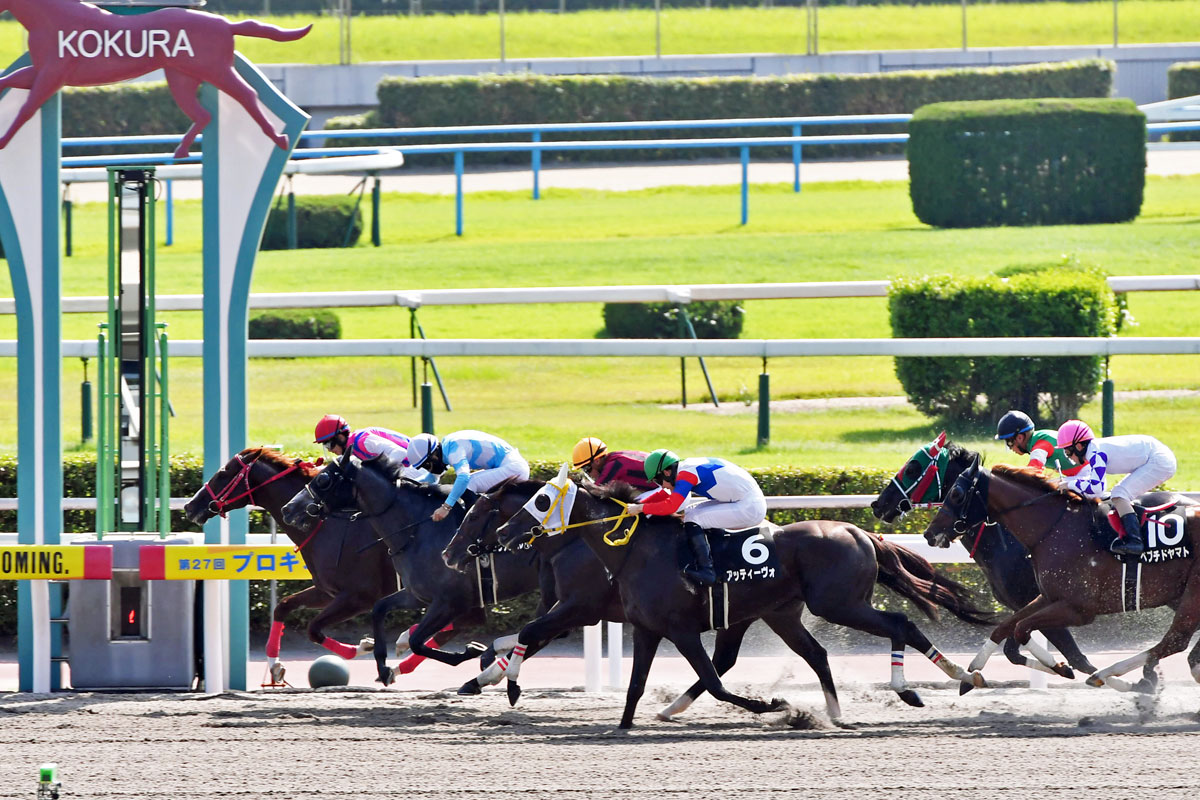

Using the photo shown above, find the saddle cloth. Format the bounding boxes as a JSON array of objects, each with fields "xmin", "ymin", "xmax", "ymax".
[{"xmin": 1093, "ymin": 492, "xmax": 1195, "ymax": 564}]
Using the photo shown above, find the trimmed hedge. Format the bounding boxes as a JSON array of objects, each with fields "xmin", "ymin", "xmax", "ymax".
[
  {"xmin": 889, "ymin": 272, "xmax": 1118, "ymax": 423},
  {"xmin": 1166, "ymin": 62, "xmax": 1200, "ymax": 143},
  {"xmin": 908, "ymin": 97, "xmax": 1145, "ymax": 228},
  {"xmin": 262, "ymin": 195, "xmax": 363, "ymax": 250},
  {"xmin": 62, "ymin": 83, "xmax": 191, "ymax": 156},
  {"xmin": 249, "ymin": 309, "xmax": 342, "ymax": 340},
  {"xmin": 603, "ymin": 301, "xmax": 744, "ymax": 339},
  {"xmin": 327, "ymin": 60, "xmax": 1113, "ymax": 167}
]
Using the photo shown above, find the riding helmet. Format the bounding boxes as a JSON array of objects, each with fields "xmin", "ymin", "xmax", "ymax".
[
  {"xmin": 406, "ymin": 433, "xmax": 440, "ymax": 470},
  {"xmin": 1056, "ymin": 419, "xmax": 1095, "ymax": 449},
  {"xmin": 314, "ymin": 414, "xmax": 350, "ymax": 444},
  {"xmin": 643, "ymin": 449, "xmax": 680, "ymax": 482},
  {"xmin": 571, "ymin": 437, "xmax": 607, "ymax": 469},
  {"xmin": 994, "ymin": 410, "xmax": 1035, "ymax": 440}
]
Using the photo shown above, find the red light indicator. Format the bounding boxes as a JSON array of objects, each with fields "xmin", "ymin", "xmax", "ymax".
[{"xmin": 128, "ymin": 609, "xmax": 136, "ymax": 625}]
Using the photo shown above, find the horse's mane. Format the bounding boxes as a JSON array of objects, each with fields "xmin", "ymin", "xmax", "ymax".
[
  {"xmin": 944, "ymin": 442, "xmax": 974, "ymax": 465},
  {"xmin": 582, "ymin": 480, "xmax": 642, "ymax": 504},
  {"xmin": 242, "ymin": 446, "xmax": 322, "ymax": 480},
  {"xmin": 991, "ymin": 463, "xmax": 1092, "ymax": 504}
]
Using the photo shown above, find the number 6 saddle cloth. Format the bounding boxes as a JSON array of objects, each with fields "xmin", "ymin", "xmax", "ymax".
[{"xmin": 682, "ymin": 523, "xmax": 783, "ymax": 631}]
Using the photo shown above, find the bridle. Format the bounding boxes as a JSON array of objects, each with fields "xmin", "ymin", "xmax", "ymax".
[
  {"xmin": 941, "ymin": 464, "xmax": 1067, "ymax": 550},
  {"xmin": 202, "ymin": 450, "xmax": 314, "ymax": 518},
  {"xmin": 887, "ymin": 434, "xmax": 949, "ymax": 517}
]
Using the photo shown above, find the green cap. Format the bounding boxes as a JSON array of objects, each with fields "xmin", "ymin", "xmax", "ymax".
[
  {"xmin": 643, "ymin": 449, "xmax": 679, "ymax": 482},
  {"xmin": 39, "ymin": 764, "xmax": 58, "ymax": 784}
]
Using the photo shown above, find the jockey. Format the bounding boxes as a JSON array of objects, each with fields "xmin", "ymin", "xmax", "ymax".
[
  {"xmin": 570, "ymin": 437, "xmax": 658, "ymax": 493},
  {"xmin": 406, "ymin": 430, "xmax": 531, "ymax": 523},
  {"xmin": 1057, "ymin": 419, "xmax": 1178, "ymax": 557},
  {"xmin": 994, "ymin": 410, "xmax": 1074, "ymax": 473},
  {"xmin": 625, "ymin": 449, "xmax": 767, "ymax": 590},
  {"xmin": 312, "ymin": 414, "xmax": 431, "ymax": 484}
]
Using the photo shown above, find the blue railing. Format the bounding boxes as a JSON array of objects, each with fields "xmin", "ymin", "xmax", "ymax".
[{"xmin": 58, "ymin": 116, "xmax": 1200, "ymax": 236}]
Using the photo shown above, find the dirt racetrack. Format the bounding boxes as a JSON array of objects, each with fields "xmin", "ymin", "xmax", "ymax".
[{"xmin": 1, "ymin": 676, "xmax": 1198, "ymax": 799}]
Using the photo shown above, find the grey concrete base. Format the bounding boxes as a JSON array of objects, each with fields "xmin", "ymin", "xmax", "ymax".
[{"xmin": 67, "ymin": 538, "xmax": 196, "ymax": 690}]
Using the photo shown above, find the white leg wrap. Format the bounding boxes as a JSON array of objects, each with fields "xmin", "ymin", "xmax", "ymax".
[
  {"xmin": 1022, "ymin": 657, "xmax": 1058, "ymax": 675},
  {"xmin": 395, "ymin": 628, "xmax": 412, "ymax": 658},
  {"xmin": 1022, "ymin": 636, "xmax": 1059, "ymax": 670},
  {"xmin": 356, "ymin": 637, "xmax": 375, "ymax": 657},
  {"xmin": 1095, "ymin": 651, "xmax": 1149, "ymax": 681},
  {"xmin": 931, "ymin": 649, "xmax": 965, "ymax": 680},
  {"xmin": 504, "ymin": 644, "xmax": 527, "ymax": 681},
  {"xmin": 492, "ymin": 633, "xmax": 520, "ymax": 655},
  {"xmin": 1102, "ymin": 675, "xmax": 1135, "ymax": 692},
  {"xmin": 824, "ymin": 690, "xmax": 842, "ymax": 722},
  {"xmin": 890, "ymin": 650, "xmax": 907, "ymax": 692},
  {"xmin": 657, "ymin": 693, "xmax": 695, "ymax": 720},
  {"xmin": 477, "ymin": 658, "xmax": 506, "ymax": 687},
  {"xmin": 968, "ymin": 638, "xmax": 1000, "ymax": 673}
]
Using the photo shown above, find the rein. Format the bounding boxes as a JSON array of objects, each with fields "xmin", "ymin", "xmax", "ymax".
[{"xmin": 529, "ymin": 494, "xmax": 640, "ymax": 547}]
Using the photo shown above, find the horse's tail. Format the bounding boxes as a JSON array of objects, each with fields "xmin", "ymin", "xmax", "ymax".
[
  {"xmin": 231, "ymin": 20, "xmax": 313, "ymax": 42},
  {"xmin": 870, "ymin": 536, "xmax": 998, "ymax": 626}
]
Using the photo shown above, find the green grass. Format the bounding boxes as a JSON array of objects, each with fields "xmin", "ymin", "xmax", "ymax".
[
  {"xmin": 0, "ymin": 0, "xmax": 1187, "ymax": 63},
  {"xmin": 2, "ymin": 175, "xmax": 1199, "ymax": 485}
]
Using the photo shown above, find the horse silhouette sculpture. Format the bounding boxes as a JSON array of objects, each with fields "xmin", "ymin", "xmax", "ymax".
[{"xmin": 0, "ymin": 0, "xmax": 311, "ymax": 158}]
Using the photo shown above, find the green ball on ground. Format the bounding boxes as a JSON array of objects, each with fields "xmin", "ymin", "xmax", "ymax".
[{"xmin": 308, "ymin": 655, "xmax": 351, "ymax": 688}]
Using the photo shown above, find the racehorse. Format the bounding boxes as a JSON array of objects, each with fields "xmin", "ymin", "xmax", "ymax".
[
  {"xmin": 871, "ymin": 434, "xmax": 1097, "ymax": 676},
  {"xmin": 0, "ymin": 0, "xmax": 310, "ymax": 158},
  {"xmin": 183, "ymin": 447, "xmax": 394, "ymax": 684},
  {"xmin": 493, "ymin": 475, "xmax": 993, "ymax": 728},
  {"xmin": 923, "ymin": 454, "xmax": 1200, "ymax": 692},
  {"xmin": 280, "ymin": 454, "xmax": 548, "ymax": 685},
  {"xmin": 444, "ymin": 478, "xmax": 764, "ymax": 718}
]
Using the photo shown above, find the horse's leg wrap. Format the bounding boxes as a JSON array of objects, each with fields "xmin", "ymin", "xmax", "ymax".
[
  {"xmin": 503, "ymin": 644, "xmax": 527, "ymax": 681},
  {"xmin": 889, "ymin": 650, "xmax": 907, "ymax": 693},
  {"xmin": 968, "ymin": 638, "xmax": 1000, "ymax": 673},
  {"xmin": 1022, "ymin": 636, "xmax": 1065, "ymax": 672},
  {"xmin": 927, "ymin": 646, "xmax": 986, "ymax": 687},
  {"xmin": 265, "ymin": 621, "xmax": 285, "ymax": 659},
  {"xmin": 657, "ymin": 693, "xmax": 695, "ymax": 720},
  {"xmin": 397, "ymin": 626, "xmax": 457, "ymax": 675},
  {"xmin": 397, "ymin": 622, "xmax": 454, "ymax": 658},
  {"xmin": 492, "ymin": 633, "xmax": 520, "ymax": 655},
  {"xmin": 321, "ymin": 638, "xmax": 359, "ymax": 660},
  {"xmin": 1088, "ymin": 651, "xmax": 1149, "ymax": 690}
]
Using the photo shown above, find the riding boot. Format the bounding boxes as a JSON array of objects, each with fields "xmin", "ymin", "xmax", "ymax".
[
  {"xmin": 1111, "ymin": 512, "xmax": 1146, "ymax": 557},
  {"xmin": 681, "ymin": 522, "xmax": 717, "ymax": 590}
]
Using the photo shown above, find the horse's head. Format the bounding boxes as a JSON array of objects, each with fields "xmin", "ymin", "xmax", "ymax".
[
  {"xmin": 442, "ymin": 480, "xmax": 538, "ymax": 572},
  {"xmin": 922, "ymin": 453, "xmax": 991, "ymax": 548},
  {"xmin": 185, "ymin": 447, "xmax": 315, "ymax": 526},
  {"xmin": 871, "ymin": 432, "xmax": 954, "ymax": 523},
  {"xmin": 281, "ymin": 453, "xmax": 358, "ymax": 532}
]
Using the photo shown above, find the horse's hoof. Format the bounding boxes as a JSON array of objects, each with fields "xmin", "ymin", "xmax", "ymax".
[
  {"xmin": 769, "ymin": 698, "xmax": 789, "ymax": 713},
  {"xmin": 1085, "ymin": 673, "xmax": 1105, "ymax": 688},
  {"xmin": 479, "ymin": 648, "xmax": 497, "ymax": 671},
  {"xmin": 958, "ymin": 681, "xmax": 975, "ymax": 696},
  {"xmin": 898, "ymin": 689, "xmax": 924, "ymax": 707},
  {"xmin": 270, "ymin": 663, "xmax": 286, "ymax": 684},
  {"xmin": 466, "ymin": 641, "xmax": 488, "ymax": 657},
  {"xmin": 1052, "ymin": 663, "xmax": 1075, "ymax": 680},
  {"xmin": 1133, "ymin": 679, "xmax": 1156, "ymax": 695},
  {"xmin": 655, "ymin": 711, "xmax": 676, "ymax": 722},
  {"xmin": 507, "ymin": 681, "xmax": 522, "ymax": 706},
  {"xmin": 457, "ymin": 680, "xmax": 482, "ymax": 696},
  {"xmin": 376, "ymin": 667, "xmax": 396, "ymax": 687},
  {"xmin": 355, "ymin": 638, "xmax": 375, "ymax": 657}
]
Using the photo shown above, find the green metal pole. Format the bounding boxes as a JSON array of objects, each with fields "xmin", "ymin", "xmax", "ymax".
[
  {"xmin": 96, "ymin": 331, "xmax": 107, "ymax": 538},
  {"xmin": 145, "ymin": 174, "xmax": 158, "ymax": 532},
  {"xmin": 63, "ymin": 198, "xmax": 72, "ymax": 258},
  {"xmin": 159, "ymin": 328, "xmax": 170, "ymax": 536},
  {"xmin": 1102, "ymin": 378, "xmax": 1115, "ymax": 437},
  {"xmin": 371, "ymin": 174, "xmax": 381, "ymax": 247},
  {"xmin": 421, "ymin": 381, "xmax": 435, "ymax": 434},
  {"xmin": 80, "ymin": 358, "xmax": 92, "ymax": 442},
  {"xmin": 757, "ymin": 364, "xmax": 770, "ymax": 447},
  {"xmin": 287, "ymin": 188, "xmax": 297, "ymax": 250}
]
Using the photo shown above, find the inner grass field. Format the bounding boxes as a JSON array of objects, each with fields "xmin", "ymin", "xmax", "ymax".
[
  {"xmin": 1, "ymin": 174, "xmax": 1198, "ymax": 484},
  {"xmin": 0, "ymin": 0, "xmax": 1196, "ymax": 62}
]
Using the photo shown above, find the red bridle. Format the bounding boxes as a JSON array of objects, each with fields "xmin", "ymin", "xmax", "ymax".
[{"xmin": 202, "ymin": 451, "xmax": 312, "ymax": 518}]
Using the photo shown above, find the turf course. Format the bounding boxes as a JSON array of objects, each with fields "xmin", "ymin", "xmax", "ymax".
[
  {"xmin": 1, "ymin": 175, "xmax": 1198, "ymax": 485},
  {"xmin": 0, "ymin": 1, "xmax": 1187, "ymax": 62}
]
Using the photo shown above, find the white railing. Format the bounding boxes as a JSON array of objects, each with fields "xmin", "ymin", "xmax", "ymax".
[
  {"xmin": 5, "ymin": 336, "xmax": 1199, "ymax": 359},
  {"xmin": 2, "ymin": 275, "xmax": 1195, "ymax": 316}
]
